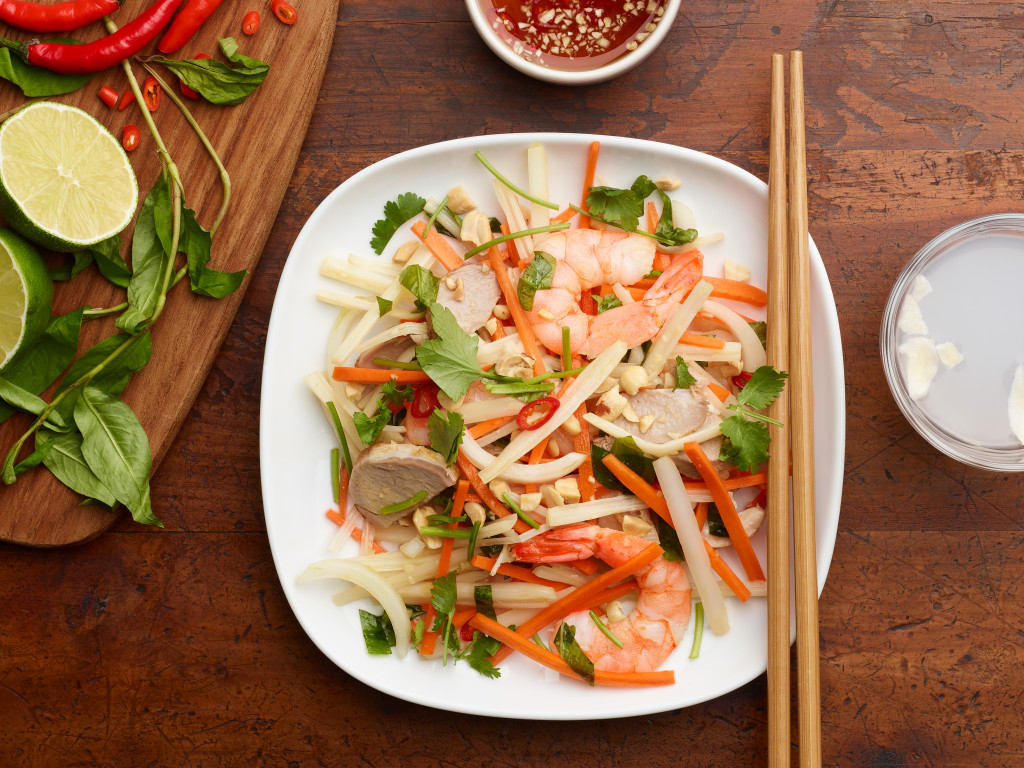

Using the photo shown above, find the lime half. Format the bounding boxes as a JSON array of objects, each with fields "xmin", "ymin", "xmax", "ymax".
[
  {"xmin": 0, "ymin": 101, "xmax": 138, "ymax": 253},
  {"xmin": 0, "ymin": 228, "xmax": 53, "ymax": 372}
]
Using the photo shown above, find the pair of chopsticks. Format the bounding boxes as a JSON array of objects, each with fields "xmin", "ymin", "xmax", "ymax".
[{"xmin": 766, "ymin": 52, "xmax": 821, "ymax": 768}]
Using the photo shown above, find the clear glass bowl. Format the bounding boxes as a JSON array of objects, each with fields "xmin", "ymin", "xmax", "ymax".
[{"xmin": 881, "ymin": 213, "xmax": 1024, "ymax": 471}]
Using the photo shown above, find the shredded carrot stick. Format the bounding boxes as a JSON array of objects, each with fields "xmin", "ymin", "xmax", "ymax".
[
  {"xmin": 569, "ymin": 558, "xmax": 600, "ymax": 576},
  {"xmin": 436, "ymin": 480, "xmax": 470, "ymax": 579},
  {"xmin": 468, "ymin": 414, "xmax": 515, "ymax": 439},
  {"xmin": 646, "ymin": 200, "xmax": 658, "ymax": 232},
  {"xmin": 695, "ymin": 501, "xmax": 708, "ymax": 530},
  {"xmin": 490, "ymin": 541, "xmax": 663, "ymax": 664},
  {"xmin": 452, "ymin": 608, "xmax": 477, "ymax": 628},
  {"xmin": 678, "ymin": 332, "xmax": 727, "ymax": 349},
  {"xmin": 470, "ymin": 555, "xmax": 566, "ymax": 589},
  {"xmin": 578, "ymin": 140, "xmax": 600, "ymax": 229},
  {"xmin": 420, "ymin": 615, "xmax": 438, "ymax": 656},
  {"xmin": 653, "ymin": 252, "xmax": 672, "ymax": 272},
  {"xmin": 683, "ymin": 442, "xmax": 765, "ymax": 582},
  {"xmin": 457, "ymin": 450, "xmax": 531, "ymax": 534},
  {"xmin": 580, "ymin": 577, "xmax": 639, "ymax": 610},
  {"xmin": 490, "ymin": 318, "xmax": 506, "ymax": 339},
  {"xmin": 704, "ymin": 276, "xmax": 769, "ymax": 307},
  {"xmin": 411, "ymin": 220, "xmax": 463, "ymax": 272},
  {"xmin": 599, "ymin": 454, "xmax": 751, "ymax": 601},
  {"xmin": 325, "ymin": 508, "xmax": 387, "ymax": 554},
  {"xmin": 331, "ymin": 367, "xmax": 432, "ymax": 384},
  {"xmin": 528, "ymin": 437, "xmax": 550, "ymax": 465},
  {"xmin": 707, "ymin": 382, "xmax": 731, "ymax": 402},
  {"xmin": 487, "ymin": 245, "xmax": 546, "ymax": 377},
  {"xmin": 632, "ymin": 277, "xmax": 656, "ymax": 290},
  {"xmin": 687, "ymin": 471, "xmax": 768, "ymax": 492},
  {"xmin": 551, "ymin": 207, "xmax": 577, "ymax": 225},
  {"xmin": 623, "ymin": 285, "xmax": 646, "ymax": 301},
  {"xmin": 470, "ymin": 613, "xmax": 674, "ymax": 687}
]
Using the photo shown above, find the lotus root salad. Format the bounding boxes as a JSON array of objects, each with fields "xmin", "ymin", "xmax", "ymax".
[{"xmin": 300, "ymin": 141, "xmax": 787, "ymax": 687}]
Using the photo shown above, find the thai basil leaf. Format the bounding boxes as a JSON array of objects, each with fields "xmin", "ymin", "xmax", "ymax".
[
  {"xmin": 473, "ymin": 584, "xmax": 497, "ymax": 622},
  {"xmin": 0, "ymin": 39, "xmax": 91, "ymax": 97},
  {"xmin": 74, "ymin": 387, "xmax": 159, "ymax": 526},
  {"xmin": 117, "ymin": 178, "xmax": 171, "ymax": 334},
  {"xmin": 654, "ymin": 515, "xmax": 684, "ymax": 562},
  {"xmin": 359, "ymin": 609, "xmax": 397, "ymax": 655},
  {"xmin": 11, "ymin": 432, "xmax": 55, "ymax": 478},
  {"xmin": 151, "ymin": 37, "xmax": 268, "ymax": 106},
  {"xmin": 0, "ymin": 376, "xmax": 67, "ymax": 429},
  {"xmin": 591, "ymin": 436, "xmax": 655, "ymax": 494},
  {"xmin": 49, "ymin": 251, "xmax": 94, "ymax": 282},
  {"xmin": 554, "ymin": 622, "xmax": 595, "ymax": 686},
  {"xmin": 0, "ymin": 309, "xmax": 83, "ymax": 424},
  {"xmin": 52, "ymin": 332, "xmax": 152, "ymax": 423},
  {"xmin": 706, "ymin": 503, "xmax": 728, "ymax": 538},
  {"xmin": 400, "ymin": 264, "xmax": 439, "ymax": 307},
  {"xmin": 427, "ymin": 409, "xmax": 464, "ymax": 465},
  {"xmin": 176, "ymin": 203, "xmax": 245, "ymax": 298},
  {"xmin": 87, "ymin": 234, "xmax": 131, "ymax": 289},
  {"xmin": 517, "ymin": 251, "xmax": 556, "ymax": 311},
  {"xmin": 38, "ymin": 428, "xmax": 117, "ymax": 507}
]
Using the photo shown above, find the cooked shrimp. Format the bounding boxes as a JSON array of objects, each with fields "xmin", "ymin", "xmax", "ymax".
[
  {"xmin": 513, "ymin": 523, "xmax": 691, "ymax": 673},
  {"xmin": 527, "ymin": 229, "xmax": 703, "ymax": 359}
]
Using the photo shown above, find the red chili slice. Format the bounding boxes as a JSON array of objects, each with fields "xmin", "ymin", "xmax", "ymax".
[
  {"xmin": 731, "ymin": 371, "xmax": 753, "ymax": 389},
  {"xmin": 142, "ymin": 75, "xmax": 162, "ymax": 111},
  {"xmin": 270, "ymin": 0, "xmax": 296, "ymax": 24},
  {"xmin": 97, "ymin": 85, "xmax": 118, "ymax": 108},
  {"xmin": 117, "ymin": 89, "xmax": 135, "ymax": 111},
  {"xmin": 121, "ymin": 124, "xmax": 140, "ymax": 152},
  {"xmin": 410, "ymin": 385, "xmax": 440, "ymax": 419},
  {"xmin": 242, "ymin": 9, "xmax": 259, "ymax": 34},
  {"xmin": 516, "ymin": 397, "xmax": 560, "ymax": 431}
]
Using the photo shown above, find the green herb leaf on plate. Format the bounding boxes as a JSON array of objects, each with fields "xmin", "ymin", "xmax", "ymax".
[{"xmin": 371, "ymin": 193, "xmax": 426, "ymax": 255}]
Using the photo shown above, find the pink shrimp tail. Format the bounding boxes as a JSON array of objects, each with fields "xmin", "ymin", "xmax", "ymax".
[
  {"xmin": 647, "ymin": 249, "xmax": 704, "ymax": 299},
  {"xmin": 512, "ymin": 523, "xmax": 599, "ymax": 563}
]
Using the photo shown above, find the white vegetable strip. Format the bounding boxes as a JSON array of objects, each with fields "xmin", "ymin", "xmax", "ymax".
[
  {"xmin": 305, "ymin": 372, "xmax": 363, "ymax": 458},
  {"xmin": 298, "ymin": 560, "xmax": 412, "ymax": 657},
  {"xmin": 479, "ymin": 341, "xmax": 627, "ymax": 483},
  {"xmin": 476, "ymin": 419, "xmax": 518, "ymax": 448},
  {"xmin": 461, "ymin": 432, "xmax": 585, "ymax": 483},
  {"xmin": 643, "ymin": 280, "xmax": 714, "ymax": 378},
  {"xmin": 527, "ymin": 143, "xmax": 550, "ymax": 231},
  {"xmin": 316, "ymin": 290, "xmax": 377, "ymax": 311},
  {"xmin": 672, "ymin": 341, "xmax": 743, "ymax": 363},
  {"xmin": 671, "ymin": 199, "xmax": 697, "ymax": 230},
  {"xmin": 458, "ymin": 397, "xmax": 522, "ymax": 424},
  {"xmin": 354, "ymin": 321, "xmax": 427, "ymax": 354},
  {"xmin": 493, "ymin": 179, "xmax": 533, "ymax": 262},
  {"xmin": 652, "ymin": 457, "xmax": 729, "ymax": 636},
  {"xmin": 320, "ymin": 255, "xmax": 394, "ymax": 294},
  {"xmin": 348, "ymin": 252, "xmax": 401, "ymax": 277},
  {"xmin": 582, "ymin": 412, "xmax": 722, "ymax": 463},
  {"xmin": 398, "ymin": 580, "xmax": 556, "ymax": 608},
  {"xmin": 545, "ymin": 495, "xmax": 652, "ymax": 527},
  {"xmin": 692, "ymin": 578, "xmax": 768, "ymax": 600},
  {"xmin": 531, "ymin": 564, "xmax": 591, "ymax": 587},
  {"xmin": 703, "ymin": 300, "xmax": 767, "ymax": 372},
  {"xmin": 612, "ymin": 282, "xmax": 635, "ymax": 305},
  {"xmin": 478, "ymin": 515, "xmax": 518, "ymax": 539}
]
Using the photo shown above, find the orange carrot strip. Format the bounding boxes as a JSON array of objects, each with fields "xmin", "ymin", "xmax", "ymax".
[
  {"xmin": 490, "ymin": 318, "xmax": 506, "ymax": 339},
  {"xmin": 573, "ymin": 400, "xmax": 595, "ymax": 503},
  {"xmin": 331, "ymin": 367, "xmax": 431, "ymax": 384},
  {"xmin": 580, "ymin": 578, "xmax": 639, "ymax": 610},
  {"xmin": 470, "ymin": 555, "xmax": 566, "ymax": 589},
  {"xmin": 684, "ymin": 471, "xmax": 768, "ymax": 493},
  {"xmin": 452, "ymin": 608, "xmax": 477, "ymax": 628},
  {"xmin": 704, "ymin": 276, "xmax": 769, "ymax": 307},
  {"xmin": 633, "ymin": 277, "xmax": 656, "ymax": 290},
  {"xmin": 437, "ymin": 480, "xmax": 470, "ymax": 579},
  {"xmin": 457, "ymin": 450, "xmax": 531, "ymax": 534},
  {"xmin": 551, "ymin": 206, "xmax": 577, "ymax": 225},
  {"xmin": 470, "ymin": 613, "xmax": 674, "ymax": 687},
  {"xmin": 490, "ymin": 542, "xmax": 663, "ymax": 664},
  {"xmin": 684, "ymin": 442, "xmax": 765, "ymax": 581},
  {"xmin": 487, "ymin": 245, "xmax": 546, "ymax": 377},
  {"xmin": 599, "ymin": 454, "xmax": 751, "ymax": 601},
  {"xmin": 569, "ymin": 558, "xmax": 600, "ymax": 576},
  {"xmin": 653, "ymin": 252, "xmax": 672, "ymax": 272},
  {"xmin": 707, "ymin": 382, "xmax": 731, "ymax": 402},
  {"xmin": 325, "ymin": 508, "xmax": 386, "ymax": 554},
  {"xmin": 468, "ymin": 414, "xmax": 515, "ymax": 439},
  {"xmin": 695, "ymin": 501, "xmax": 709, "ymax": 530},
  {"xmin": 625, "ymin": 285, "xmax": 646, "ymax": 301},
  {"xmin": 646, "ymin": 200, "xmax": 658, "ymax": 232},
  {"xmin": 420, "ymin": 617, "xmax": 438, "ymax": 656},
  {"xmin": 578, "ymin": 140, "xmax": 600, "ymax": 229},
  {"xmin": 411, "ymin": 220, "xmax": 463, "ymax": 272},
  {"xmin": 678, "ymin": 332, "xmax": 727, "ymax": 349}
]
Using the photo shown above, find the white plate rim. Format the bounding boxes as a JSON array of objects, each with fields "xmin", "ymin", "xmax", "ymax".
[{"xmin": 260, "ymin": 132, "xmax": 845, "ymax": 720}]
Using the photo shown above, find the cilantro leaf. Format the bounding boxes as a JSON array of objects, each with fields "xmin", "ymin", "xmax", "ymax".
[
  {"xmin": 381, "ymin": 380, "xmax": 414, "ymax": 409},
  {"xmin": 430, "ymin": 570, "xmax": 458, "ymax": 628},
  {"xmin": 585, "ymin": 184, "xmax": 644, "ymax": 231},
  {"xmin": 736, "ymin": 366, "xmax": 788, "ymax": 410},
  {"xmin": 465, "ymin": 632, "xmax": 502, "ymax": 678},
  {"xmin": 517, "ymin": 251, "xmax": 556, "ymax": 311},
  {"xmin": 416, "ymin": 305, "xmax": 482, "ymax": 401},
  {"xmin": 719, "ymin": 415, "xmax": 771, "ymax": 472},
  {"xmin": 371, "ymin": 192, "xmax": 426, "ymax": 254},
  {"xmin": 554, "ymin": 622, "xmax": 595, "ymax": 686},
  {"xmin": 631, "ymin": 175, "xmax": 658, "ymax": 199},
  {"xmin": 353, "ymin": 405, "xmax": 391, "ymax": 444},
  {"xmin": 652, "ymin": 190, "xmax": 697, "ymax": 247},
  {"xmin": 428, "ymin": 409, "xmax": 464, "ymax": 465},
  {"xmin": 399, "ymin": 264, "xmax": 439, "ymax": 307},
  {"xmin": 674, "ymin": 357, "xmax": 697, "ymax": 389},
  {"xmin": 591, "ymin": 292, "xmax": 622, "ymax": 313}
]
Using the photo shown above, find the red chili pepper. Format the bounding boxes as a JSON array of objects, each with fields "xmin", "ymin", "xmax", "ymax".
[
  {"xmin": 0, "ymin": 0, "xmax": 186, "ymax": 75},
  {"xmin": 97, "ymin": 85, "xmax": 118, "ymax": 108},
  {"xmin": 516, "ymin": 397, "xmax": 560, "ymax": 431},
  {"xmin": 241, "ymin": 9, "xmax": 259, "ymax": 35},
  {"xmin": 157, "ymin": 0, "xmax": 227, "ymax": 54},
  {"xmin": 410, "ymin": 385, "xmax": 440, "ymax": 419},
  {"xmin": 117, "ymin": 89, "xmax": 134, "ymax": 110},
  {"xmin": 0, "ymin": 0, "xmax": 120, "ymax": 34},
  {"xmin": 121, "ymin": 124, "xmax": 139, "ymax": 152},
  {"xmin": 270, "ymin": 0, "xmax": 296, "ymax": 25},
  {"xmin": 142, "ymin": 75, "xmax": 161, "ymax": 111},
  {"xmin": 731, "ymin": 371, "xmax": 753, "ymax": 389}
]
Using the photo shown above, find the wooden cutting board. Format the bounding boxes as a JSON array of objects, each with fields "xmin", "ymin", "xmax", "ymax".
[{"xmin": 0, "ymin": 0, "xmax": 339, "ymax": 546}]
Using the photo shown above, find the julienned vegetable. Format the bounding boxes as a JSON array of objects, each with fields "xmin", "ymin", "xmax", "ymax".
[
  {"xmin": 0, "ymin": 0, "xmax": 120, "ymax": 33},
  {"xmin": 0, "ymin": 0, "xmax": 186, "ymax": 74},
  {"xmin": 303, "ymin": 143, "xmax": 787, "ymax": 688},
  {"xmin": 157, "ymin": 0, "xmax": 227, "ymax": 53}
]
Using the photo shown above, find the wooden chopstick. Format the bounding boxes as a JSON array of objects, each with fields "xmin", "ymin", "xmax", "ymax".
[
  {"xmin": 766, "ymin": 52, "xmax": 791, "ymax": 768},
  {"xmin": 787, "ymin": 50, "xmax": 822, "ymax": 768}
]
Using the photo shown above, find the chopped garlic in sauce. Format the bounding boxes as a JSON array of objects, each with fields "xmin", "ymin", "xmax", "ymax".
[{"xmin": 899, "ymin": 336, "xmax": 939, "ymax": 400}]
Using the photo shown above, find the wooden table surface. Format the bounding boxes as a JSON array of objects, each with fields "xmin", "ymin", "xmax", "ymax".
[{"xmin": 4, "ymin": 2, "xmax": 1023, "ymax": 765}]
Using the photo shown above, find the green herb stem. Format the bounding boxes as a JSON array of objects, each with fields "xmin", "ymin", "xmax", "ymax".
[
  {"xmin": 531, "ymin": 633, "xmax": 549, "ymax": 651},
  {"xmin": 689, "ymin": 602, "xmax": 705, "ymax": 659},
  {"xmin": 380, "ymin": 489, "xmax": 427, "ymax": 515},
  {"xmin": 419, "ymin": 526, "xmax": 473, "ymax": 540},
  {"xmin": 330, "ymin": 448, "xmax": 340, "ymax": 503},
  {"xmin": 502, "ymin": 492, "xmax": 539, "ymax": 529},
  {"xmin": 588, "ymin": 610, "xmax": 625, "ymax": 649},
  {"xmin": 729, "ymin": 404, "xmax": 785, "ymax": 427},
  {"xmin": 519, "ymin": 367, "xmax": 583, "ymax": 385},
  {"xmin": 561, "ymin": 326, "xmax": 571, "ymax": 371},
  {"xmin": 463, "ymin": 223, "xmax": 570, "ymax": 259},
  {"xmin": 371, "ymin": 358, "xmax": 423, "ymax": 370},
  {"xmin": 422, "ymin": 193, "xmax": 448, "ymax": 237},
  {"xmin": 326, "ymin": 401, "xmax": 353, "ymax": 473},
  {"xmin": 474, "ymin": 151, "xmax": 559, "ymax": 210}
]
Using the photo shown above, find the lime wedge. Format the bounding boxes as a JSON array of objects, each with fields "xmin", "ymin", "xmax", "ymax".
[
  {"xmin": 0, "ymin": 228, "xmax": 53, "ymax": 372},
  {"xmin": 0, "ymin": 101, "xmax": 138, "ymax": 253}
]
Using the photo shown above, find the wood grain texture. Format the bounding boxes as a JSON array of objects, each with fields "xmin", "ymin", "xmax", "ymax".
[
  {"xmin": 4, "ymin": 1, "xmax": 1024, "ymax": 765},
  {"xmin": 0, "ymin": 0, "xmax": 338, "ymax": 546}
]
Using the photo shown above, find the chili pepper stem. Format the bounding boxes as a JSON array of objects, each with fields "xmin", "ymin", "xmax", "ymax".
[
  {"xmin": 0, "ymin": 37, "xmax": 28, "ymax": 62},
  {"xmin": 138, "ymin": 60, "xmax": 232, "ymax": 235}
]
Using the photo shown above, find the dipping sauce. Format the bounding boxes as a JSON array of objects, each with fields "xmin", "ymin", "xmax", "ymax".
[{"xmin": 482, "ymin": 0, "xmax": 668, "ymax": 71}]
